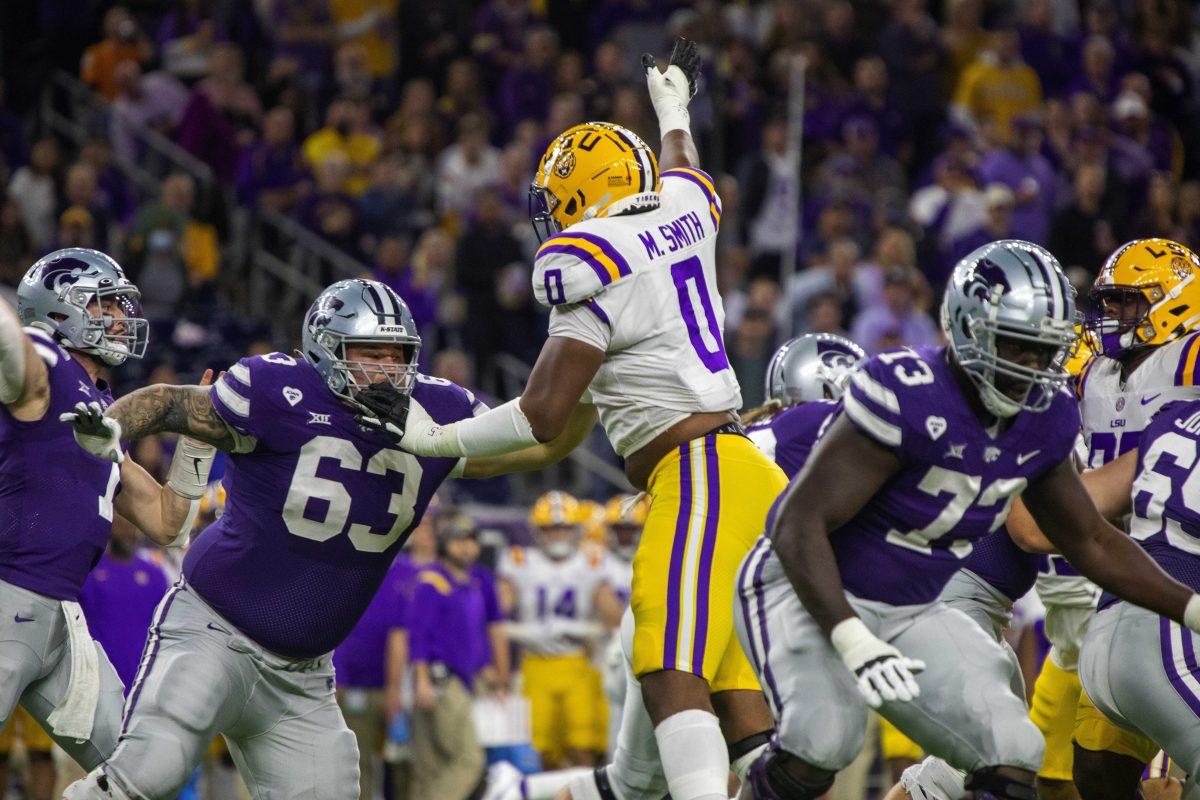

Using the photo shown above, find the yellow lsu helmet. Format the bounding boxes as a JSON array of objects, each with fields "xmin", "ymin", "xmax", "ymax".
[
  {"xmin": 195, "ymin": 482, "xmax": 227, "ymax": 531},
  {"xmin": 530, "ymin": 490, "xmax": 582, "ymax": 528},
  {"xmin": 578, "ymin": 499, "xmax": 607, "ymax": 544},
  {"xmin": 529, "ymin": 121, "xmax": 660, "ymax": 242},
  {"xmin": 1064, "ymin": 324, "xmax": 1097, "ymax": 379},
  {"xmin": 1087, "ymin": 238, "xmax": 1200, "ymax": 357},
  {"xmin": 604, "ymin": 494, "xmax": 648, "ymax": 527}
]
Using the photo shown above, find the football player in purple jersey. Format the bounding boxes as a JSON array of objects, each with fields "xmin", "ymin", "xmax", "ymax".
[
  {"xmin": 734, "ymin": 240, "xmax": 1200, "ymax": 800},
  {"xmin": 60, "ymin": 278, "xmax": 596, "ymax": 800},
  {"xmin": 0, "ymin": 249, "xmax": 213, "ymax": 776}
]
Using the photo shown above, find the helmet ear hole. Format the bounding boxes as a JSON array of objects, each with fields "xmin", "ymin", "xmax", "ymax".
[{"xmin": 564, "ymin": 197, "xmax": 577, "ymax": 216}]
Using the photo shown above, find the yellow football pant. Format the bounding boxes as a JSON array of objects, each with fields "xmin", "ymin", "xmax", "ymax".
[
  {"xmin": 631, "ymin": 433, "xmax": 789, "ymax": 691},
  {"xmin": 522, "ymin": 653, "xmax": 605, "ymax": 765},
  {"xmin": 1030, "ymin": 655, "xmax": 1083, "ymax": 781},
  {"xmin": 1073, "ymin": 689, "xmax": 1160, "ymax": 766},
  {"xmin": 879, "ymin": 717, "xmax": 923, "ymax": 762}
]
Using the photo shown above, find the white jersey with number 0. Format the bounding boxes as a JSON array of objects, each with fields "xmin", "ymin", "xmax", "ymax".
[{"xmin": 532, "ymin": 166, "xmax": 740, "ymax": 456}]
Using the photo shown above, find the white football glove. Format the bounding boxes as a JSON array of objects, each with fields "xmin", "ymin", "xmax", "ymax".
[
  {"xmin": 60, "ymin": 401, "xmax": 124, "ymax": 463},
  {"xmin": 830, "ymin": 617, "xmax": 925, "ymax": 708},
  {"xmin": 642, "ymin": 37, "xmax": 701, "ymax": 137}
]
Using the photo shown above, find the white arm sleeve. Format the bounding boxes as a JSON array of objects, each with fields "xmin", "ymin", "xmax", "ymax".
[
  {"xmin": 401, "ymin": 397, "xmax": 541, "ymax": 458},
  {"xmin": 0, "ymin": 302, "xmax": 27, "ymax": 404}
]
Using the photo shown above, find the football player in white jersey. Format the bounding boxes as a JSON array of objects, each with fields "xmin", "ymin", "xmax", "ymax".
[
  {"xmin": 373, "ymin": 39, "xmax": 787, "ymax": 800},
  {"xmin": 500, "ymin": 491, "xmax": 621, "ymax": 768},
  {"xmin": 1028, "ymin": 239, "xmax": 1200, "ymax": 800}
]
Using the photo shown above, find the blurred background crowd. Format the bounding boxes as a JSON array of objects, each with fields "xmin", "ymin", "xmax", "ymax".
[{"xmin": 1, "ymin": 0, "xmax": 1199, "ymax": 797}]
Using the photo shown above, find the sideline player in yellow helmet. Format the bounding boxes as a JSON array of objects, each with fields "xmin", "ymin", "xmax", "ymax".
[
  {"xmin": 386, "ymin": 39, "xmax": 785, "ymax": 800},
  {"xmin": 1017, "ymin": 239, "xmax": 1200, "ymax": 800},
  {"xmin": 498, "ymin": 491, "xmax": 621, "ymax": 767}
]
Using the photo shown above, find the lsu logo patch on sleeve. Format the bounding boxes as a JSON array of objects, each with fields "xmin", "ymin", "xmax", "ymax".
[{"xmin": 533, "ymin": 230, "xmax": 631, "ymax": 307}]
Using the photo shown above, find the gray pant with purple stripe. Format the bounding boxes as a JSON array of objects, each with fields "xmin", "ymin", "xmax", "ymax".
[
  {"xmin": 1079, "ymin": 602, "xmax": 1200, "ymax": 776},
  {"xmin": 0, "ymin": 578, "xmax": 125, "ymax": 769},
  {"xmin": 734, "ymin": 539, "xmax": 1042, "ymax": 773},
  {"xmin": 81, "ymin": 580, "xmax": 359, "ymax": 800}
]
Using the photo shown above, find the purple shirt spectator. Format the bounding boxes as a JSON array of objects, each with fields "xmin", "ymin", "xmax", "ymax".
[
  {"xmin": 978, "ymin": 126, "xmax": 1058, "ymax": 245},
  {"xmin": 78, "ymin": 550, "xmax": 171, "ymax": 691},
  {"xmin": 333, "ymin": 554, "xmax": 417, "ymax": 689},
  {"xmin": 406, "ymin": 563, "xmax": 495, "ymax": 689},
  {"xmin": 851, "ymin": 269, "xmax": 939, "ymax": 355},
  {"xmin": 110, "ymin": 66, "xmax": 189, "ymax": 165},
  {"xmin": 177, "ymin": 89, "xmax": 242, "ymax": 182}
]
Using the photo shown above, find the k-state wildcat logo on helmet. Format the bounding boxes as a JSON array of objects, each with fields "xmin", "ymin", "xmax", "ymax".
[
  {"xmin": 31, "ymin": 257, "xmax": 107, "ymax": 292},
  {"xmin": 308, "ymin": 295, "xmax": 345, "ymax": 330},
  {"xmin": 966, "ymin": 257, "xmax": 1014, "ymax": 303}
]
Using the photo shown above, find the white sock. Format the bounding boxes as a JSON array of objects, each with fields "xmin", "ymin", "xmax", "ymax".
[
  {"xmin": 523, "ymin": 768, "xmax": 596, "ymax": 800},
  {"xmin": 653, "ymin": 710, "xmax": 729, "ymax": 800}
]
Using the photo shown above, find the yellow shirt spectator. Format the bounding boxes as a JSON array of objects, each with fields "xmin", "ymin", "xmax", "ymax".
[
  {"xmin": 302, "ymin": 127, "xmax": 381, "ymax": 195},
  {"xmin": 953, "ymin": 32, "xmax": 1043, "ymax": 143},
  {"xmin": 954, "ymin": 58, "xmax": 1042, "ymax": 141},
  {"xmin": 330, "ymin": 0, "xmax": 398, "ymax": 78}
]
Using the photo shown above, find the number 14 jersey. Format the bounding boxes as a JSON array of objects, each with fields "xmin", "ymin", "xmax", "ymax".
[
  {"xmin": 532, "ymin": 167, "xmax": 740, "ymax": 457},
  {"xmin": 831, "ymin": 345, "xmax": 1080, "ymax": 605},
  {"xmin": 186, "ymin": 353, "xmax": 481, "ymax": 659}
]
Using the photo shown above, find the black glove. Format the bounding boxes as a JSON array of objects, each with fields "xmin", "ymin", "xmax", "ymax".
[
  {"xmin": 640, "ymin": 38, "xmax": 702, "ymax": 99},
  {"xmin": 354, "ymin": 382, "xmax": 410, "ymax": 442},
  {"xmin": 668, "ymin": 37, "xmax": 701, "ymax": 98}
]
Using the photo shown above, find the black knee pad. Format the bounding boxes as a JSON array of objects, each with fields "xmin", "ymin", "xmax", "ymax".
[
  {"xmin": 593, "ymin": 765, "xmax": 621, "ymax": 800},
  {"xmin": 745, "ymin": 747, "xmax": 836, "ymax": 800},
  {"xmin": 966, "ymin": 767, "xmax": 1038, "ymax": 800},
  {"xmin": 730, "ymin": 731, "xmax": 774, "ymax": 762}
]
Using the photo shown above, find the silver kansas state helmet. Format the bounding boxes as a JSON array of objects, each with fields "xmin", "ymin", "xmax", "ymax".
[
  {"xmin": 764, "ymin": 333, "xmax": 866, "ymax": 405},
  {"xmin": 942, "ymin": 239, "xmax": 1076, "ymax": 417},
  {"xmin": 301, "ymin": 278, "xmax": 422, "ymax": 401},
  {"xmin": 17, "ymin": 248, "xmax": 148, "ymax": 365}
]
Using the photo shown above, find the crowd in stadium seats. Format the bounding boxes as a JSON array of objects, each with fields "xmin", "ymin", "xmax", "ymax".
[
  {"xmin": 1, "ymin": 1, "xmax": 1200, "ymax": 797},
  {"xmin": 0, "ymin": 0, "xmax": 1196, "ymax": 405}
]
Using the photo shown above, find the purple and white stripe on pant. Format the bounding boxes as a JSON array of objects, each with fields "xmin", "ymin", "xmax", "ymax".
[
  {"xmin": 1160, "ymin": 616, "xmax": 1200, "ymax": 717},
  {"xmin": 663, "ymin": 436, "xmax": 722, "ymax": 676},
  {"xmin": 120, "ymin": 582, "xmax": 183, "ymax": 734},
  {"xmin": 737, "ymin": 537, "xmax": 784, "ymax": 715}
]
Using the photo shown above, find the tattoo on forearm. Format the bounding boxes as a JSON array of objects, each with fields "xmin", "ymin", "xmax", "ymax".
[{"xmin": 106, "ymin": 384, "xmax": 236, "ymax": 452}]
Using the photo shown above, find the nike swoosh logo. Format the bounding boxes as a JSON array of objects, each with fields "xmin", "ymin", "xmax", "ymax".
[
  {"xmin": 1016, "ymin": 450, "xmax": 1041, "ymax": 466},
  {"xmin": 13, "ymin": 614, "xmax": 34, "ymax": 623},
  {"xmin": 1142, "ymin": 394, "xmax": 1162, "ymax": 406},
  {"xmin": 193, "ymin": 457, "xmax": 203, "ymax": 478},
  {"xmin": 206, "ymin": 622, "xmax": 230, "ymax": 635}
]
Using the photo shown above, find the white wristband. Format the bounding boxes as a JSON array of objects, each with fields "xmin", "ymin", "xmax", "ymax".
[
  {"xmin": 655, "ymin": 106, "xmax": 691, "ymax": 139},
  {"xmin": 167, "ymin": 437, "xmax": 217, "ymax": 500},
  {"xmin": 830, "ymin": 616, "xmax": 876, "ymax": 660},
  {"xmin": 1184, "ymin": 594, "xmax": 1200, "ymax": 633}
]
